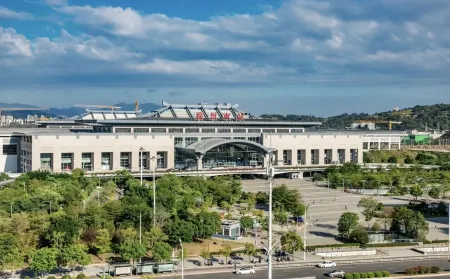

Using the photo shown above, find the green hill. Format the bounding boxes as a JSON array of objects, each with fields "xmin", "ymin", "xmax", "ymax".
[{"xmin": 260, "ymin": 104, "xmax": 450, "ymax": 131}]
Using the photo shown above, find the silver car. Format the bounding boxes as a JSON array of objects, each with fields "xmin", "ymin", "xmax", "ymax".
[{"xmin": 327, "ymin": 270, "xmax": 345, "ymax": 278}]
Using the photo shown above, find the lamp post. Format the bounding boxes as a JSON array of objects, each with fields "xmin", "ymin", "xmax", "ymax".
[
  {"xmin": 150, "ymin": 155, "xmax": 161, "ymax": 226},
  {"xmin": 139, "ymin": 147, "xmax": 145, "ymax": 186},
  {"xmin": 179, "ymin": 239, "xmax": 184, "ymax": 279},
  {"xmin": 10, "ymin": 202, "xmax": 13, "ymax": 217},
  {"xmin": 267, "ymin": 152, "xmax": 274, "ymax": 279},
  {"xmin": 303, "ymin": 206, "xmax": 308, "ymax": 261}
]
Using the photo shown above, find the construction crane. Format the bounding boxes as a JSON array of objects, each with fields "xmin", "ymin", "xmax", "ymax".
[
  {"xmin": 356, "ymin": 120, "xmax": 402, "ymax": 130},
  {"xmin": 0, "ymin": 107, "xmax": 49, "ymax": 118},
  {"xmin": 74, "ymin": 104, "xmax": 122, "ymax": 111}
]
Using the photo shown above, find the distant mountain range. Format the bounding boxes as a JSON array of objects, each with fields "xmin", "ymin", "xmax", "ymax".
[{"xmin": 0, "ymin": 102, "xmax": 162, "ymax": 118}]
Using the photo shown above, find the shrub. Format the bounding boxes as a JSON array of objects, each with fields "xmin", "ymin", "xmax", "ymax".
[
  {"xmin": 76, "ymin": 274, "xmax": 86, "ymax": 279},
  {"xmin": 381, "ymin": 271, "xmax": 390, "ymax": 277},
  {"xmin": 360, "ymin": 273, "xmax": 368, "ymax": 278},
  {"xmin": 24, "ymin": 277, "xmax": 31, "ymax": 279},
  {"xmin": 405, "ymin": 267, "xmax": 418, "ymax": 275},
  {"xmin": 418, "ymin": 266, "xmax": 430, "ymax": 274},
  {"xmin": 344, "ymin": 274, "xmax": 354, "ymax": 279},
  {"xmin": 367, "ymin": 272, "xmax": 375, "ymax": 278},
  {"xmin": 352, "ymin": 272, "xmax": 361, "ymax": 279},
  {"xmin": 430, "ymin": 266, "xmax": 440, "ymax": 273},
  {"xmin": 62, "ymin": 275, "xmax": 72, "ymax": 279},
  {"xmin": 374, "ymin": 271, "xmax": 383, "ymax": 277},
  {"xmin": 47, "ymin": 276, "xmax": 56, "ymax": 279}
]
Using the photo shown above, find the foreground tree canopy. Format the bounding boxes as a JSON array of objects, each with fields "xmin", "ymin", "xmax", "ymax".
[{"xmin": 0, "ymin": 170, "xmax": 265, "ymax": 273}]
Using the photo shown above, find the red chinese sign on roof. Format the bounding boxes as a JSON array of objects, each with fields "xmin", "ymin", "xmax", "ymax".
[
  {"xmin": 223, "ymin": 112, "xmax": 231, "ymax": 120},
  {"xmin": 210, "ymin": 112, "xmax": 217, "ymax": 120},
  {"xmin": 195, "ymin": 112, "xmax": 204, "ymax": 120},
  {"xmin": 236, "ymin": 113, "xmax": 245, "ymax": 120}
]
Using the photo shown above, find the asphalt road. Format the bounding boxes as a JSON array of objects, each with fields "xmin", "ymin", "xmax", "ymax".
[{"xmin": 173, "ymin": 259, "xmax": 450, "ymax": 279}]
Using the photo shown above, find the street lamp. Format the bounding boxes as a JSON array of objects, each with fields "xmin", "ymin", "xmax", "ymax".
[
  {"xmin": 179, "ymin": 239, "xmax": 184, "ymax": 279},
  {"xmin": 150, "ymin": 155, "xmax": 161, "ymax": 226},
  {"xmin": 266, "ymin": 152, "xmax": 274, "ymax": 279},
  {"xmin": 139, "ymin": 147, "xmax": 145, "ymax": 186},
  {"xmin": 303, "ymin": 205, "xmax": 308, "ymax": 261}
]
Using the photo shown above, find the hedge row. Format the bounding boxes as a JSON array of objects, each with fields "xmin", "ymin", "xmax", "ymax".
[
  {"xmin": 210, "ymin": 248, "xmax": 265, "ymax": 256},
  {"xmin": 344, "ymin": 271, "xmax": 390, "ymax": 279},
  {"xmin": 306, "ymin": 243, "xmax": 360, "ymax": 251},
  {"xmin": 44, "ymin": 275, "xmax": 88, "ymax": 279},
  {"xmin": 365, "ymin": 242, "xmax": 416, "ymax": 248},
  {"xmin": 405, "ymin": 266, "xmax": 440, "ymax": 275},
  {"xmin": 423, "ymin": 239, "xmax": 448, "ymax": 244}
]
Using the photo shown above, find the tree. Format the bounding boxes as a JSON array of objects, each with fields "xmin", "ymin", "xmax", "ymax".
[
  {"xmin": 371, "ymin": 222, "xmax": 382, "ymax": 232},
  {"xmin": 240, "ymin": 216, "xmax": 254, "ymax": 234},
  {"xmin": 199, "ymin": 249, "xmax": 210, "ymax": 262},
  {"xmin": 143, "ymin": 227, "xmax": 168, "ymax": 251},
  {"xmin": 274, "ymin": 207, "xmax": 288, "ymax": 227},
  {"xmin": 391, "ymin": 207, "xmax": 429, "ymax": 241},
  {"xmin": 30, "ymin": 248, "xmax": 58, "ymax": 277},
  {"xmin": 60, "ymin": 244, "xmax": 90, "ymax": 274},
  {"xmin": 0, "ymin": 233, "xmax": 22, "ymax": 271},
  {"xmin": 357, "ymin": 197, "xmax": 379, "ymax": 227},
  {"xmin": 387, "ymin": 156, "xmax": 398, "ymax": 164},
  {"xmin": 118, "ymin": 230, "xmax": 147, "ymax": 264},
  {"xmin": 410, "ymin": 185, "xmax": 424, "ymax": 200},
  {"xmin": 404, "ymin": 156, "xmax": 414, "ymax": 164},
  {"xmin": 193, "ymin": 211, "xmax": 221, "ymax": 239},
  {"xmin": 272, "ymin": 185, "xmax": 302, "ymax": 212},
  {"xmin": 92, "ymin": 228, "xmax": 111, "ymax": 255},
  {"xmin": 280, "ymin": 231, "xmax": 303, "ymax": 254},
  {"xmin": 428, "ymin": 186, "xmax": 441, "ymax": 199},
  {"xmin": 152, "ymin": 242, "xmax": 172, "ymax": 262},
  {"xmin": 244, "ymin": 243, "xmax": 256, "ymax": 261},
  {"xmin": 350, "ymin": 225, "xmax": 370, "ymax": 245},
  {"xmin": 338, "ymin": 212, "xmax": 359, "ymax": 240},
  {"xmin": 177, "ymin": 245, "xmax": 188, "ymax": 262},
  {"xmin": 219, "ymin": 244, "xmax": 232, "ymax": 263},
  {"xmin": 164, "ymin": 219, "xmax": 195, "ymax": 246}
]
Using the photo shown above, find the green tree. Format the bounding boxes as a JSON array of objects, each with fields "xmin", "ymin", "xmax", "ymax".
[
  {"xmin": 371, "ymin": 222, "xmax": 382, "ymax": 232},
  {"xmin": 164, "ymin": 219, "xmax": 195, "ymax": 246},
  {"xmin": 274, "ymin": 207, "xmax": 288, "ymax": 227},
  {"xmin": 199, "ymin": 249, "xmax": 210, "ymax": 262},
  {"xmin": 152, "ymin": 242, "xmax": 172, "ymax": 262},
  {"xmin": 0, "ymin": 233, "xmax": 22, "ymax": 270},
  {"xmin": 391, "ymin": 207, "xmax": 429, "ymax": 241},
  {"xmin": 357, "ymin": 197, "xmax": 379, "ymax": 227},
  {"xmin": 92, "ymin": 229, "xmax": 111, "ymax": 255},
  {"xmin": 30, "ymin": 248, "xmax": 59, "ymax": 276},
  {"xmin": 410, "ymin": 185, "xmax": 424, "ymax": 200},
  {"xmin": 244, "ymin": 243, "xmax": 256, "ymax": 261},
  {"xmin": 143, "ymin": 227, "xmax": 168, "ymax": 251},
  {"xmin": 219, "ymin": 244, "xmax": 232, "ymax": 263},
  {"xmin": 60, "ymin": 244, "xmax": 90, "ymax": 274},
  {"xmin": 338, "ymin": 212, "xmax": 359, "ymax": 240},
  {"xmin": 280, "ymin": 231, "xmax": 303, "ymax": 254},
  {"xmin": 350, "ymin": 225, "xmax": 370, "ymax": 245},
  {"xmin": 387, "ymin": 156, "xmax": 398, "ymax": 164},
  {"xmin": 240, "ymin": 216, "xmax": 254, "ymax": 234},
  {"xmin": 193, "ymin": 211, "xmax": 221, "ymax": 239},
  {"xmin": 428, "ymin": 186, "xmax": 441, "ymax": 199},
  {"xmin": 118, "ymin": 231, "xmax": 147, "ymax": 264}
]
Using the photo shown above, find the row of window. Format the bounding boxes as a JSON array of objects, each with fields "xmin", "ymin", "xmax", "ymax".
[
  {"xmin": 114, "ymin": 127, "xmax": 305, "ymax": 134},
  {"xmin": 174, "ymin": 136, "xmax": 262, "ymax": 148},
  {"xmin": 40, "ymin": 151, "xmax": 168, "ymax": 171},
  {"xmin": 282, "ymin": 149, "xmax": 359, "ymax": 165},
  {"xmin": 3, "ymin": 145, "xmax": 17, "ymax": 155}
]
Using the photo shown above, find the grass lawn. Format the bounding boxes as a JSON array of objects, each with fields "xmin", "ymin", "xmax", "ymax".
[{"xmin": 183, "ymin": 238, "xmax": 246, "ymax": 257}]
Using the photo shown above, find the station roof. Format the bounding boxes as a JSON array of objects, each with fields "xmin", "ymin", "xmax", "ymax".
[{"xmin": 178, "ymin": 138, "xmax": 276, "ymax": 155}]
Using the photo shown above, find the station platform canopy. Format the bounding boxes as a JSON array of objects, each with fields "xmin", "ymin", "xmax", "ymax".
[{"xmin": 177, "ymin": 138, "xmax": 276, "ymax": 156}]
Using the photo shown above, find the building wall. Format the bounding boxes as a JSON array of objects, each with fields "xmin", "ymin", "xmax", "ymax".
[
  {"xmin": 29, "ymin": 134, "xmax": 174, "ymax": 172},
  {"xmin": 0, "ymin": 135, "xmax": 20, "ymax": 173},
  {"xmin": 264, "ymin": 134, "xmax": 363, "ymax": 165}
]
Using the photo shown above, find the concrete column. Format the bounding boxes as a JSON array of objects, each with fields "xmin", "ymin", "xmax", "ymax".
[
  {"xmin": 113, "ymin": 151, "xmax": 121, "ymax": 171},
  {"xmin": 93, "ymin": 152, "xmax": 102, "ymax": 172},
  {"xmin": 277, "ymin": 150, "xmax": 283, "ymax": 166},
  {"xmin": 332, "ymin": 149, "xmax": 338, "ymax": 164},
  {"xmin": 318, "ymin": 149, "xmax": 324, "ymax": 165},
  {"xmin": 167, "ymin": 149, "xmax": 174, "ymax": 169},
  {"xmin": 305, "ymin": 148, "xmax": 311, "ymax": 166},
  {"xmin": 345, "ymin": 149, "xmax": 351, "ymax": 163},
  {"xmin": 132, "ymin": 150, "xmax": 139, "ymax": 172},
  {"xmin": 378, "ymin": 139, "xmax": 381, "ymax": 150},
  {"xmin": 53, "ymin": 152, "xmax": 61, "ymax": 172},
  {"xmin": 357, "ymin": 149, "xmax": 363, "ymax": 164},
  {"xmin": 388, "ymin": 137, "xmax": 391, "ymax": 150},
  {"xmin": 292, "ymin": 149, "xmax": 298, "ymax": 166},
  {"xmin": 73, "ymin": 152, "xmax": 81, "ymax": 170},
  {"xmin": 196, "ymin": 154, "xmax": 204, "ymax": 170}
]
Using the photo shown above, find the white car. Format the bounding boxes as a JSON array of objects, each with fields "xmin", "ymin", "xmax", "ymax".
[
  {"xmin": 327, "ymin": 270, "xmax": 345, "ymax": 278},
  {"xmin": 236, "ymin": 267, "xmax": 255, "ymax": 275},
  {"xmin": 318, "ymin": 261, "xmax": 337, "ymax": 268}
]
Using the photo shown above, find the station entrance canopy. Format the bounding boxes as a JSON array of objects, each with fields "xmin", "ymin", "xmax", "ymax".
[{"xmin": 178, "ymin": 138, "xmax": 276, "ymax": 156}]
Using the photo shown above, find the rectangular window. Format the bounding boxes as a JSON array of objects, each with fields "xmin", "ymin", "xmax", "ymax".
[
  {"xmin": 277, "ymin": 129, "xmax": 289, "ymax": 133},
  {"xmin": 262, "ymin": 129, "xmax": 276, "ymax": 133},
  {"xmin": 248, "ymin": 137, "xmax": 261, "ymax": 144},
  {"xmin": 185, "ymin": 137, "xmax": 198, "ymax": 146},
  {"xmin": 151, "ymin": 128, "xmax": 167, "ymax": 133},
  {"xmin": 248, "ymin": 129, "xmax": 261, "ymax": 133},
  {"xmin": 168, "ymin": 128, "xmax": 183, "ymax": 133},
  {"xmin": 40, "ymin": 153, "xmax": 53, "ymax": 170},
  {"xmin": 217, "ymin": 128, "xmax": 232, "ymax": 133},
  {"xmin": 233, "ymin": 128, "xmax": 246, "ymax": 133},
  {"xmin": 81, "ymin": 153, "xmax": 93, "ymax": 171},
  {"xmin": 139, "ymin": 151, "xmax": 149, "ymax": 170},
  {"xmin": 156, "ymin": 151, "xmax": 167, "ymax": 168},
  {"xmin": 120, "ymin": 152, "xmax": 131, "ymax": 170},
  {"xmin": 115, "ymin": 128, "xmax": 131, "ymax": 133},
  {"xmin": 2, "ymin": 145, "xmax": 17, "ymax": 155},
  {"xmin": 291, "ymin": 129, "xmax": 304, "ymax": 133},
  {"xmin": 134, "ymin": 128, "xmax": 149, "ymax": 133},
  {"xmin": 185, "ymin": 128, "xmax": 200, "ymax": 133},
  {"xmin": 61, "ymin": 153, "xmax": 73, "ymax": 171},
  {"xmin": 234, "ymin": 137, "xmax": 245, "ymax": 140},
  {"xmin": 202, "ymin": 128, "xmax": 215, "ymax": 133},
  {"xmin": 101, "ymin": 152, "xmax": 112, "ymax": 170},
  {"xmin": 174, "ymin": 137, "xmax": 184, "ymax": 148}
]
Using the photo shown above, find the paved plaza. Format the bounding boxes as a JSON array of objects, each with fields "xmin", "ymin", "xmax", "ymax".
[{"xmin": 241, "ymin": 178, "xmax": 448, "ymax": 245}]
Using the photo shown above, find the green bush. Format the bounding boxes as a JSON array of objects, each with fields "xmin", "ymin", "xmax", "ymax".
[
  {"xmin": 344, "ymin": 274, "xmax": 354, "ymax": 279},
  {"xmin": 360, "ymin": 272, "xmax": 368, "ymax": 278},
  {"xmin": 381, "ymin": 271, "xmax": 390, "ymax": 277},
  {"xmin": 47, "ymin": 276, "xmax": 56, "ymax": 279},
  {"xmin": 367, "ymin": 272, "xmax": 375, "ymax": 278},
  {"xmin": 352, "ymin": 272, "xmax": 361, "ymax": 279},
  {"xmin": 365, "ymin": 242, "xmax": 415, "ymax": 248},
  {"xmin": 430, "ymin": 266, "xmax": 440, "ymax": 273},
  {"xmin": 62, "ymin": 275, "xmax": 72, "ymax": 279},
  {"xmin": 374, "ymin": 271, "xmax": 383, "ymax": 277},
  {"xmin": 76, "ymin": 274, "xmax": 86, "ymax": 279}
]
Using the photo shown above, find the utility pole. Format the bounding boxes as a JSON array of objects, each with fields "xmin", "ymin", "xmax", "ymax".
[
  {"xmin": 151, "ymin": 156, "xmax": 157, "ymax": 226},
  {"xmin": 10, "ymin": 202, "xmax": 13, "ymax": 217},
  {"xmin": 139, "ymin": 147, "xmax": 144, "ymax": 186},
  {"xmin": 179, "ymin": 239, "xmax": 184, "ymax": 279},
  {"xmin": 303, "ymin": 206, "xmax": 308, "ymax": 260},
  {"xmin": 139, "ymin": 212, "xmax": 142, "ymax": 244}
]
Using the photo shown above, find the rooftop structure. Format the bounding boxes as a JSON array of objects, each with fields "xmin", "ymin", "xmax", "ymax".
[
  {"xmin": 71, "ymin": 109, "xmax": 142, "ymax": 121},
  {"xmin": 142, "ymin": 101, "xmax": 259, "ymax": 120}
]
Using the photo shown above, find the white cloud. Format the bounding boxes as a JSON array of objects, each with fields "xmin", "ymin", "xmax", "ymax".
[
  {"xmin": 1, "ymin": 0, "xmax": 450, "ymax": 89},
  {"xmin": 0, "ymin": 6, "xmax": 34, "ymax": 20}
]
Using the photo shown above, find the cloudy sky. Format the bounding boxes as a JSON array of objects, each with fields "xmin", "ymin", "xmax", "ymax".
[{"xmin": 1, "ymin": 0, "xmax": 449, "ymax": 116}]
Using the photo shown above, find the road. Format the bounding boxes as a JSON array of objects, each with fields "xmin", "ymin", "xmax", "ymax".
[{"xmin": 172, "ymin": 258, "xmax": 450, "ymax": 279}]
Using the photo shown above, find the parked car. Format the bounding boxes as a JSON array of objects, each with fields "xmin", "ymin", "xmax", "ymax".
[
  {"xmin": 318, "ymin": 261, "xmax": 337, "ymax": 268},
  {"xmin": 327, "ymin": 270, "xmax": 345, "ymax": 278},
  {"xmin": 236, "ymin": 267, "xmax": 255, "ymax": 275}
]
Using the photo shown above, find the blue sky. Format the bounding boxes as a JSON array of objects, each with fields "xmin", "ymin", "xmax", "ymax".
[{"xmin": 0, "ymin": 0, "xmax": 449, "ymax": 116}]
